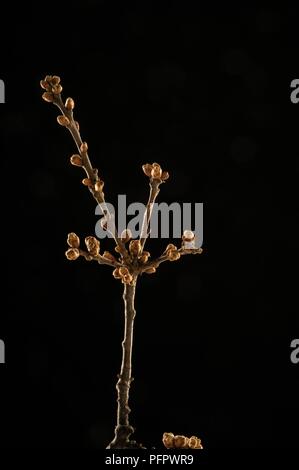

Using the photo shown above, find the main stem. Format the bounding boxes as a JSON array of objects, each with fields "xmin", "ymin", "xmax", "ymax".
[{"xmin": 108, "ymin": 282, "xmax": 137, "ymax": 448}]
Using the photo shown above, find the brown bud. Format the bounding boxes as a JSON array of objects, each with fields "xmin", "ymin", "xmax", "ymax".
[
  {"xmin": 165, "ymin": 243, "xmax": 177, "ymax": 253},
  {"xmin": 95, "ymin": 180, "xmax": 104, "ymax": 192},
  {"xmin": 50, "ymin": 75, "xmax": 61, "ymax": 86},
  {"xmin": 168, "ymin": 249, "xmax": 181, "ymax": 261},
  {"xmin": 142, "ymin": 163, "xmax": 153, "ymax": 177},
  {"xmin": 65, "ymin": 248, "xmax": 80, "ymax": 261},
  {"xmin": 102, "ymin": 251, "xmax": 117, "ymax": 263},
  {"xmin": 114, "ymin": 245, "xmax": 122, "ymax": 253},
  {"xmin": 70, "ymin": 154, "xmax": 83, "ymax": 166},
  {"xmin": 65, "ymin": 97, "xmax": 75, "ymax": 110},
  {"xmin": 188, "ymin": 436, "xmax": 203, "ymax": 449},
  {"xmin": 139, "ymin": 251, "xmax": 150, "ymax": 263},
  {"xmin": 40, "ymin": 80, "xmax": 51, "ymax": 90},
  {"xmin": 67, "ymin": 232, "xmax": 80, "ymax": 248},
  {"xmin": 144, "ymin": 266, "xmax": 156, "ymax": 274},
  {"xmin": 74, "ymin": 121, "xmax": 80, "ymax": 130},
  {"xmin": 52, "ymin": 84, "xmax": 63, "ymax": 94},
  {"xmin": 112, "ymin": 268, "xmax": 122, "ymax": 279},
  {"xmin": 82, "ymin": 178, "xmax": 93, "ymax": 187},
  {"xmin": 119, "ymin": 267, "xmax": 129, "ymax": 277},
  {"xmin": 161, "ymin": 171, "xmax": 169, "ymax": 181},
  {"xmin": 80, "ymin": 142, "xmax": 88, "ymax": 153},
  {"xmin": 162, "ymin": 433, "xmax": 174, "ymax": 449},
  {"xmin": 42, "ymin": 92, "xmax": 54, "ymax": 103},
  {"xmin": 129, "ymin": 240, "xmax": 142, "ymax": 257},
  {"xmin": 122, "ymin": 273, "xmax": 133, "ymax": 284},
  {"xmin": 120, "ymin": 229, "xmax": 132, "ymax": 243},
  {"xmin": 57, "ymin": 115, "xmax": 70, "ymax": 126},
  {"xmin": 151, "ymin": 163, "xmax": 162, "ymax": 179},
  {"xmin": 85, "ymin": 236, "xmax": 100, "ymax": 256},
  {"xmin": 45, "ymin": 75, "xmax": 53, "ymax": 83},
  {"xmin": 173, "ymin": 435, "xmax": 189, "ymax": 449}
]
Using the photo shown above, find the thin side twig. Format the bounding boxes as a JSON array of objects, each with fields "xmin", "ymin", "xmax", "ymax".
[
  {"xmin": 140, "ymin": 247, "xmax": 203, "ymax": 273},
  {"xmin": 140, "ymin": 179, "xmax": 161, "ymax": 251},
  {"xmin": 52, "ymin": 94, "xmax": 129, "ymax": 262}
]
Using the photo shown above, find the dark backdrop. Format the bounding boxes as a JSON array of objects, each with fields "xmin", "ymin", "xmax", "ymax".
[{"xmin": 0, "ymin": 2, "xmax": 298, "ymax": 449}]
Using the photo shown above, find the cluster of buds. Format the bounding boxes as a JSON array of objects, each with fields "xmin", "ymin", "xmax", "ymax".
[
  {"xmin": 127, "ymin": 238, "xmax": 152, "ymax": 266},
  {"xmin": 139, "ymin": 250, "xmax": 150, "ymax": 264},
  {"xmin": 85, "ymin": 236, "xmax": 100, "ymax": 256},
  {"xmin": 65, "ymin": 232, "xmax": 81, "ymax": 260},
  {"xmin": 182, "ymin": 230, "xmax": 197, "ymax": 249},
  {"xmin": 40, "ymin": 75, "xmax": 62, "ymax": 103},
  {"xmin": 162, "ymin": 433, "xmax": 203, "ymax": 450},
  {"xmin": 164, "ymin": 244, "xmax": 181, "ymax": 261},
  {"xmin": 142, "ymin": 162, "xmax": 169, "ymax": 182},
  {"xmin": 129, "ymin": 240, "xmax": 142, "ymax": 258},
  {"xmin": 113, "ymin": 267, "xmax": 134, "ymax": 285}
]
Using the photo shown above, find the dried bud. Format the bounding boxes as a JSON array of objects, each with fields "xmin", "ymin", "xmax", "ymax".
[
  {"xmin": 139, "ymin": 251, "xmax": 150, "ymax": 263},
  {"xmin": 182, "ymin": 230, "xmax": 195, "ymax": 242},
  {"xmin": 95, "ymin": 180, "xmax": 104, "ymax": 192},
  {"xmin": 74, "ymin": 121, "xmax": 80, "ymax": 130},
  {"xmin": 85, "ymin": 236, "xmax": 100, "ymax": 256},
  {"xmin": 129, "ymin": 240, "xmax": 142, "ymax": 257},
  {"xmin": 102, "ymin": 251, "xmax": 117, "ymax": 263},
  {"xmin": 52, "ymin": 84, "xmax": 63, "ymax": 94},
  {"xmin": 80, "ymin": 142, "xmax": 88, "ymax": 153},
  {"xmin": 50, "ymin": 75, "xmax": 61, "ymax": 86},
  {"xmin": 161, "ymin": 171, "xmax": 169, "ymax": 181},
  {"xmin": 65, "ymin": 248, "xmax": 80, "ymax": 261},
  {"xmin": 40, "ymin": 80, "xmax": 51, "ymax": 90},
  {"xmin": 82, "ymin": 178, "xmax": 93, "ymax": 187},
  {"xmin": 119, "ymin": 267, "xmax": 129, "ymax": 276},
  {"xmin": 120, "ymin": 229, "xmax": 132, "ymax": 243},
  {"xmin": 57, "ymin": 115, "xmax": 70, "ymax": 126},
  {"xmin": 144, "ymin": 266, "xmax": 156, "ymax": 274},
  {"xmin": 165, "ymin": 243, "xmax": 177, "ymax": 253},
  {"xmin": 42, "ymin": 92, "xmax": 54, "ymax": 103},
  {"xmin": 65, "ymin": 97, "xmax": 75, "ymax": 110},
  {"xmin": 162, "ymin": 433, "xmax": 174, "ymax": 449},
  {"xmin": 188, "ymin": 436, "xmax": 203, "ymax": 449},
  {"xmin": 151, "ymin": 163, "xmax": 162, "ymax": 179},
  {"xmin": 142, "ymin": 163, "xmax": 153, "ymax": 177},
  {"xmin": 122, "ymin": 273, "xmax": 133, "ymax": 284},
  {"xmin": 168, "ymin": 249, "xmax": 181, "ymax": 261},
  {"xmin": 112, "ymin": 268, "xmax": 122, "ymax": 279},
  {"xmin": 45, "ymin": 75, "xmax": 53, "ymax": 83},
  {"xmin": 70, "ymin": 154, "xmax": 83, "ymax": 166},
  {"xmin": 173, "ymin": 435, "xmax": 189, "ymax": 449},
  {"xmin": 67, "ymin": 232, "xmax": 80, "ymax": 248},
  {"xmin": 114, "ymin": 245, "xmax": 122, "ymax": 253}
]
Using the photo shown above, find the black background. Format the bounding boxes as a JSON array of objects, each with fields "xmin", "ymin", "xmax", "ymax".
[{"xmin": 0, "ymin": 2, "xmax": 298, "ymax": 449}]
